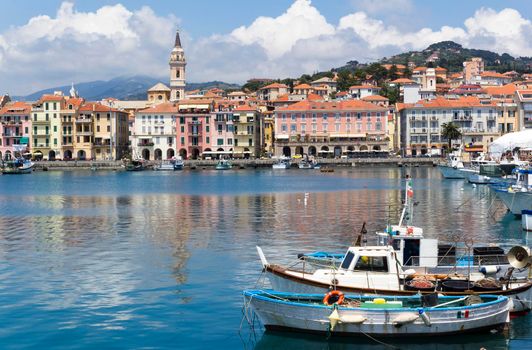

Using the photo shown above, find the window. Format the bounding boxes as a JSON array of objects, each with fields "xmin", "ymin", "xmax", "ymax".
[
  {"xmin": 206, "ymin": 125, "xmax": 210, "ymax": 132},
  {"xmin": 45, "ymin": 103, "xmax": 49, "ymax": 110},
  {"xmin": 282, "ymin": 114, "xmax": 286, "ymax": 121},
  {"xmin": 34, "ymin": 114, "xmax": 37, "ymax": 121},
  {"xmin": 301, "ymin": 124, "xmax": 306, "ymax": 132},
  {"xmin": 291, "ymin": 114, "xmax": 296, "ymax": 121},
  {"xmin": 217, "ymin": 138, "xmax": 223, "ymax": 145},
  {"xmin": 340, "ymin": 251, "xmax": 355, "ymax": 269},
  {"xmin": 301, "ymin": 113, "xmax": 306, "ymax": 120},
  {"xmin": 107, "ymin": 126, "xmax": 110, "ymax": 132},
  {"xmin": 54, "ymin": 138, "xmax": 57, "ymax": 145},
  {"xmin": 180, "ymin": 136, "xmax": 185, "ymax": 145},
  {"xmin": 97, "ymin": 126, "xmax": 100, "ymax": 132},
  {"xmin": 312, "ymin": 113, "xmax": 317, "ymax": 121},
  {"xmin": 357, "ymin": 112, "xmax": 362, "ymax": 120},
  {"xmin": 25, "ymin": 127, "xmax": 28, "ymax": 134},
  {"xmin": 281, "ymin": 124, "xmax": 287, "ymax": 132},
  {"xmin": 290, "ymin": 124, "xmax": 296, "ymax": 133},
  {"xmin": 354, "ymin": 256, "xmax": 388, "ymax": 272},
  {"xmin": 206, "ymin": 137, "xmax": 210, "ymax": 144},
  {"xmin": 180, "ymin": 117, "xmax": 185, "ymax": 124},
  {"xmin": 53, "ymin": 126, "xmax": 57, "ymax": 132},
  {"xmin": 323, "ymin": 113, "xmax": 328, "ymax": 120},
  {"xmin": 228, "ymin": 139, "xmax": 232, "ymax": 145},
  {"xmin": 322, "ymin": 123, "xmax": 328, "ymax": 131},
  {"xmin": 334, "ymin": 113, "xmax": 340, "ymax": 120},
  {"xmin": 335, "ymin": 124, "xmax": 340, "ymax": 132},
  {"xmin": 181, "ymin": 126, "xmax": 185, "ymax": 133},
  {"xmin": 53, "ymin": 102, "xmax": 57, "ymax": 110}
]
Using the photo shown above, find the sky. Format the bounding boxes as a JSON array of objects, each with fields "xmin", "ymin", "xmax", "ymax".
[{"xmin": 0, "ymin": 0, "xmax": 531, "ymax": 95}]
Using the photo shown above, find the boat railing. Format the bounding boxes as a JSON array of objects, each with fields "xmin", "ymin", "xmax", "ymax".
[{"xmin": 405, "ymin": 253, "xmax": 510, "ymax": 272}]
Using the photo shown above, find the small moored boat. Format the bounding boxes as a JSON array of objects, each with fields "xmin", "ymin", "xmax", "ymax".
[
  {"xmin": 273, "ymin": 157, "xmax": 291, "ymax": 169},
  {"xmin": 125, "ymin": 159, "xmax": 145, "ymax": 172},
  {"xmin": 243, "ymin": 290, "xmax": 509, "ymax": 337},
  {"xmin": 215, "ymin": 159, "xmax": 232, "ymax": 170},
  {"xmin": 1, "ymin": 158, "xmax": 34, "ymax": 174}
]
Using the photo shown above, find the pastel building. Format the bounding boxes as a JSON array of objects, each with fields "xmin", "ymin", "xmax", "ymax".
[
  {"xmin": 274, "ymin": 100, "xmax": 389, "ymax": 158},
  {"xmin": 516, "ymin": 90, "xmax": 532, "ymax": 129},
  {"xmin": 0, "ymin": 102, "xmax": 31, "ymax": 160},
  {"xmin": 396, "ymin": 96, "xmax": 499, "ymax": 156},
  {"xmin": 258, "ymin": 83, "xmax": 289, "ymax": 101},
  {"xmin": 133, "ymin": 102, "xmax": 178, "ymax": 160},
  {"xmin": 463, "ymin": 57, "xmax": 484, "ymax": 84},
  {"xmin": 175, "ymin": 99, "xmax": 214, "ymax": 159},
  {"xmin": 232, "ymin": 104, "xmax": 261, "ymax": 158},
  {"xmin": 204, "ymin": 102, "xmax": 235, "ymax": 158},
  {"xmin": 31, "ymin": 94, "xmax": 63, "ymax": 160}
]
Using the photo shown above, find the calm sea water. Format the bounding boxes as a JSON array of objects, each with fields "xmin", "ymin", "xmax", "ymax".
[{"xmin": 0, "ymin": 166, "xmax": 530, "ymax": 349}]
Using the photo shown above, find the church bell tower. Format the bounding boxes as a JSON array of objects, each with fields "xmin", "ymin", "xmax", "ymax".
[{"xmin": 169, "ymin": 30, "xmax": 186, "ymax": 101}]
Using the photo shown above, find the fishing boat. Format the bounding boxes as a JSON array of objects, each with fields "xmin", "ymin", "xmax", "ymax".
[
  {"xmin": 125, "ymin": 159, "xmax": 145, "ymax": 172},
  {"xmin": 215, "ymin": 159, "xmax": 232, "ymax": 170},
  {"xmin": 272, "ymin": 157, "xmax": 291, "ymax": 169},
  {"xmin": 257, "ymin": 244, "xmax": 532, "ymax": 313},
  {"xmin": 438, "ymin": 152, "xmax": 471, "ymax": 179},
  {"xmin": 154, "ymin": 161, "xmax": 176, "ymax": 171},
  {"xmin": 492, "ymin": 167, "xmax": 532, "ymax": 215},
  {"xmin": 1, "ymin": 157, "xmax": 34, "ymax": 174},
  {"xmin": 468, "ymin": 164, "xmax": 517, "ymax": 185},
  {"xmin": 298, "ymin": 155, "xmax": 317, "ymax": 169},
  {"xmin": 173, "ymin": 157, "xmax": 184, "ymax": 170},
  {"xmin": 243, "ymin": 290, "xmax": 510, "ymax": 337}
]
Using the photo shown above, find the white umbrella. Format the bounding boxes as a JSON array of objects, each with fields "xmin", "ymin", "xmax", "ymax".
[{"xmin": 489, "ymin": 129, "xmax": 532, "ymax": 157}]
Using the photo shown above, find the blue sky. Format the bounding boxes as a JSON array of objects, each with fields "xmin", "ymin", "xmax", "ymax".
[{"xmin": 0, "ymin": 0, "xmax": 531, "ymax": 95}]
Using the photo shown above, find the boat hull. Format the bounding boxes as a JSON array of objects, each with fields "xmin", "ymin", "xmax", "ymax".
[
  {"xmin": 244, "ymin": 291, "xmax": 509, "ymax": 337},
  {"xmin": 493, "ymin": 189, "xmax": 532, "ymax": 215},
  {"xmin": 264, "ymin": 266, "xmax": 532, "ymax": 313},
  {"xmin": 438, "ymin": 165, "xmax": 467, "ymax": 179}
]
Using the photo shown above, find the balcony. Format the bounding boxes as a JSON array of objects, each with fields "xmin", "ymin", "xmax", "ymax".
[
  {"xmin": 76, "ymin": 118, "xmax": 92, "ymax": 124},
  {"xmin": 32, "ymin": 119, "xmax": 49, "ymax": 125},
  {"xmin": 76, "ymin": 130, "xmax": 93, "ymax": 136},
  {"xmin": 236, "ymin": 131, "xmax": 250, "ymax": 136},
  {"xmin": 189, "ymin": 120, "xmax": 202, "ymax": 125},
  {"xmin": 137, "ymin": 141, "xmax": 154, "ymax": 147}
]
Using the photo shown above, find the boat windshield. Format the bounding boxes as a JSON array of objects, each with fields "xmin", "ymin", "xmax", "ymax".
[
  {"xmin": 354, "ymin": 256, "xmax": 389, "ymax": 272},
  {"xmin": 340, "ymin": 251, "xmax": 355, "ymax": 269}
]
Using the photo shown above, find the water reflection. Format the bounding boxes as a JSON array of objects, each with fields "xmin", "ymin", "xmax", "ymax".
[{"xmin": 0, "ymin": 167, "xmax": 528, "ymax": 349}]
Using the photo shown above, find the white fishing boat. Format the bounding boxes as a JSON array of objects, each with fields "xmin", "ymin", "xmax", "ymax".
[
  {"xmin": 173, "ymin": 157, "xmax": 184, "ymax": 170},
  {"xmin": 215, "ymin": 159, "xmax": 232, "ymax": 170},
  {"xmin": 272, "ymin": 157, "xmax": 291, "ymax": 169},
  {"xmin": 1, "ymin": 157, "xmax": 34, "ymax": 174},
  {"xmin": 155, "ymin": 161, "xmax": 176, "ymax": 171},
  {"xmin": 493, "ymin": 167, "xmax": 532, "ymax": 215},
  {"xmin": 438, "ymin": 152, "xmax": 472, "ymax": 179},
  {"xmin": 243, "ymin": 290, "xmax": 510, "ymax": 337}
]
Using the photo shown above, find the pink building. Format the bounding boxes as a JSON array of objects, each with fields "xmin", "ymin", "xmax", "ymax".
[
  {"xmin": 274, "ymin": 100, "xmax": 389, "ymax": 158},
  {"xmin": 175, "ymin": 99, "xmax": 215, "ymax": 159},
  {"xmin": 0, "ymin": 101, "xmax": 32, "ymax": 160},
  {"xmin": 203, "ymin": 101, "xmax": 235, "ymax": 159}
]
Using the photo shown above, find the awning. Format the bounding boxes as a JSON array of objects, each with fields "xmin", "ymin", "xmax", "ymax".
[
  {"xmin": 276, "ymin": 135, "xmax": 289, "ymax": 139},
  {"xmin": 19, "ymin": 137, "xmax": 29, "ymax": 144},
  {"xmin": 465, "ymin": 146, "xmax": 484, "ymax": 152}
]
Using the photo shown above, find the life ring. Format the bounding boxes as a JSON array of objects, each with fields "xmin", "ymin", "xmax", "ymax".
[
  {"xmin": 407, "ymin": 226, "xmax": 414, "ymax": 235},
  {"xmin": 323, "ymin": 290, "xmax": 345, "ymax": 306}
]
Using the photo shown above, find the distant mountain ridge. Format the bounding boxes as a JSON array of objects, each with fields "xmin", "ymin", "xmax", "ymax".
[{"xmin": 14, "ymin": 76, "xmax": 241, "ymax": 101}]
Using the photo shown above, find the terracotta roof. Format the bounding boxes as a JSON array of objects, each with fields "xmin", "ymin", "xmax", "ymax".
[
  {"xmin": 307, "ymin": 93, "xmax": 323, "ymax": 101},
  {"xmin": 413, "ymin": 67, "xmax": 427, "ymax": 72},
  {"xmin": 273, "ymin": 94, "xmax": 290, "ymax": 102},
  {"xmin": 311, "ymin": 77, "xmax": 335, "ymax": 84},
  {"xmin": 450, "ymin": 73, "xmax": 463, "ymax": 79},
  {"xmin": 260, "ymin": 83, "xmax": 288, "ymax": 90},
  {"xmin": 397, "ymin": 96, "xmax": 496, "ymax": 110},
  {"xmin": 0, "ymin": 101, "xmax": 31, "ymax": 115},
  {"xmin": 79, "ymin": 102, "xmax": 121, "ymax": 113},
  {"xmin": 336, "ymin": 91, "xmax": 348, "ymax": 96},
  {"xmin": 390, "ymin": 78, "xmax": 416, "ymax": 84},
  {"xmin": 66, "ymin": 97, "xmax": 85, "ymax": 109},
  {"xmin": 349, "ymin": 85, "xmax": 380, "ymax": 90},
  {"xmin": 362, "ymin": 95, "xmax": 389, "ymax": 101},
  {"xmin": 277, "ymin": 100, "xmax": 388, "ymax": 112},
  {"xmin": 484, "ymin": 84, "xmax": 516, "ymax": 97},
  {"xmin": 138, "ymin": 102, "xmax": 179, "ymax": 113},
  {"xmin": 480, "ymin": 71, "xmax": 508, "ymax": 79},
  {"xmin": 233, "ymin": 104, "xmax": 256, "ymax": 112},
  {"xmin": 293, "ymin": 83, "xmax": 312, "ymax": 90},
  {"xmin": 228, "ymin": 91, "xmax": 247, "ymax": 96},
  {"xmin": 435, "ymin": 67, "xmax": 447, "ymax": 72},
  {"xmin": 40, "ymin": 94, "xmax": 64, "ymax": 102}
]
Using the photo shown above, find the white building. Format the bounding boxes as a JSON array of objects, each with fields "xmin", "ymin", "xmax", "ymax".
[
  {"xmin": 516, "ymin": 89, "xmax": 532, "ymax": 129},
  {"xmin": 132, "ymin": 103, "xmax": 178, "ymax": 160},
  {"xmin": 397, "ymin": 96, "xmax": 499, "ymax": 156},
  {"xmin": 348, "ymin": 85, "xmax": 381, "ymax": 99},
  {"xmin": 169, "ymin": 31, "xmax": 186, "ymax": 101}
]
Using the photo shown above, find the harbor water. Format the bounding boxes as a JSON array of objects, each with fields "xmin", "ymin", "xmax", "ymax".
[{"xmin": 0, "ymin": 166, "xmax": 530, "ymax": 349}]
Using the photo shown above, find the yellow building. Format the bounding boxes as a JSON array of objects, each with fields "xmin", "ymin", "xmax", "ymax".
[
  {"xmin": 31, "ymin": 94, "xmax": 64, "ymax": 160},
  {"xmin": 232, "ymin": 104, "xmax": 261, "ymax": 158}
]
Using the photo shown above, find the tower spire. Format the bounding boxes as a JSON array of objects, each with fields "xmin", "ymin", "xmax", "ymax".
[{"xmin": 174, "ymin": 30, "xmax": 182, "ymax": 48}]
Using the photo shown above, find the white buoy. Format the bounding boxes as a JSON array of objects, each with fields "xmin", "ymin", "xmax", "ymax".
[{"xmin": 328, "ymin": 309, "xmax": 341, "ymax": 331}]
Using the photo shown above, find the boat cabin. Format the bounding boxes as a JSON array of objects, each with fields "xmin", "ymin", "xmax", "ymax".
[
  {"xmin": 374, "ymin": 226, "xmax": 438, "ymax": 267},
  {"xmin": 514, "ymin": 168, "xmax": 532, "ymax": 190}
]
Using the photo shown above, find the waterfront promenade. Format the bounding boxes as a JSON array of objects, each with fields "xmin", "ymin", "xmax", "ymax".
[{"xmin": 28, "ymin": 158, "xmax": 437, "ymax": 171}]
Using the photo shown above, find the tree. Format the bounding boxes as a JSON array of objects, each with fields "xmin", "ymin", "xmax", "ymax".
[
  {"xmin": 389, "ymin": 65, "xmax": 399, "ymax": 81},
  {"xmin": 441, "ymin": 123, "xmax": 462, "ymax": 152}
]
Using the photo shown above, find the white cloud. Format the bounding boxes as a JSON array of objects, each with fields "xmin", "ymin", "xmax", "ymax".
[
  {"xmin": 352, "ymin": 0, "xmax": 413, "ymax": 15},
  {"xmin": 229, "ymin": 0, "xmax": 334, "ymax": 59},
  {"xmin": 0, "ymin": 2, "xmax": 178, "ymax": 94},
  {"xmin": 0, "ymin": 1, "xmax": 530, "ymax": 95}
]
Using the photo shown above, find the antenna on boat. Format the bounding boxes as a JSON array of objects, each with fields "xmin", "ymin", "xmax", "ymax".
[
  {"xmin": 354, "ymin": 222, "xmax": 367, "ymax": 247},
  {"xmin": 399, "ymin": 174, "xmax": 414, "ymax": 227}
]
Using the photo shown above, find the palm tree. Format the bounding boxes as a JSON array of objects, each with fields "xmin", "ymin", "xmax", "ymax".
[{"xmin": 441, "ymin": 122, "xmax": 462, "ymax": 153}]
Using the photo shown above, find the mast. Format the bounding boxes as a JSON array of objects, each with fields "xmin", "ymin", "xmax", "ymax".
[{"xmin": 398, "ymin": 175, "xmax": 414, "ymax": 227}]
